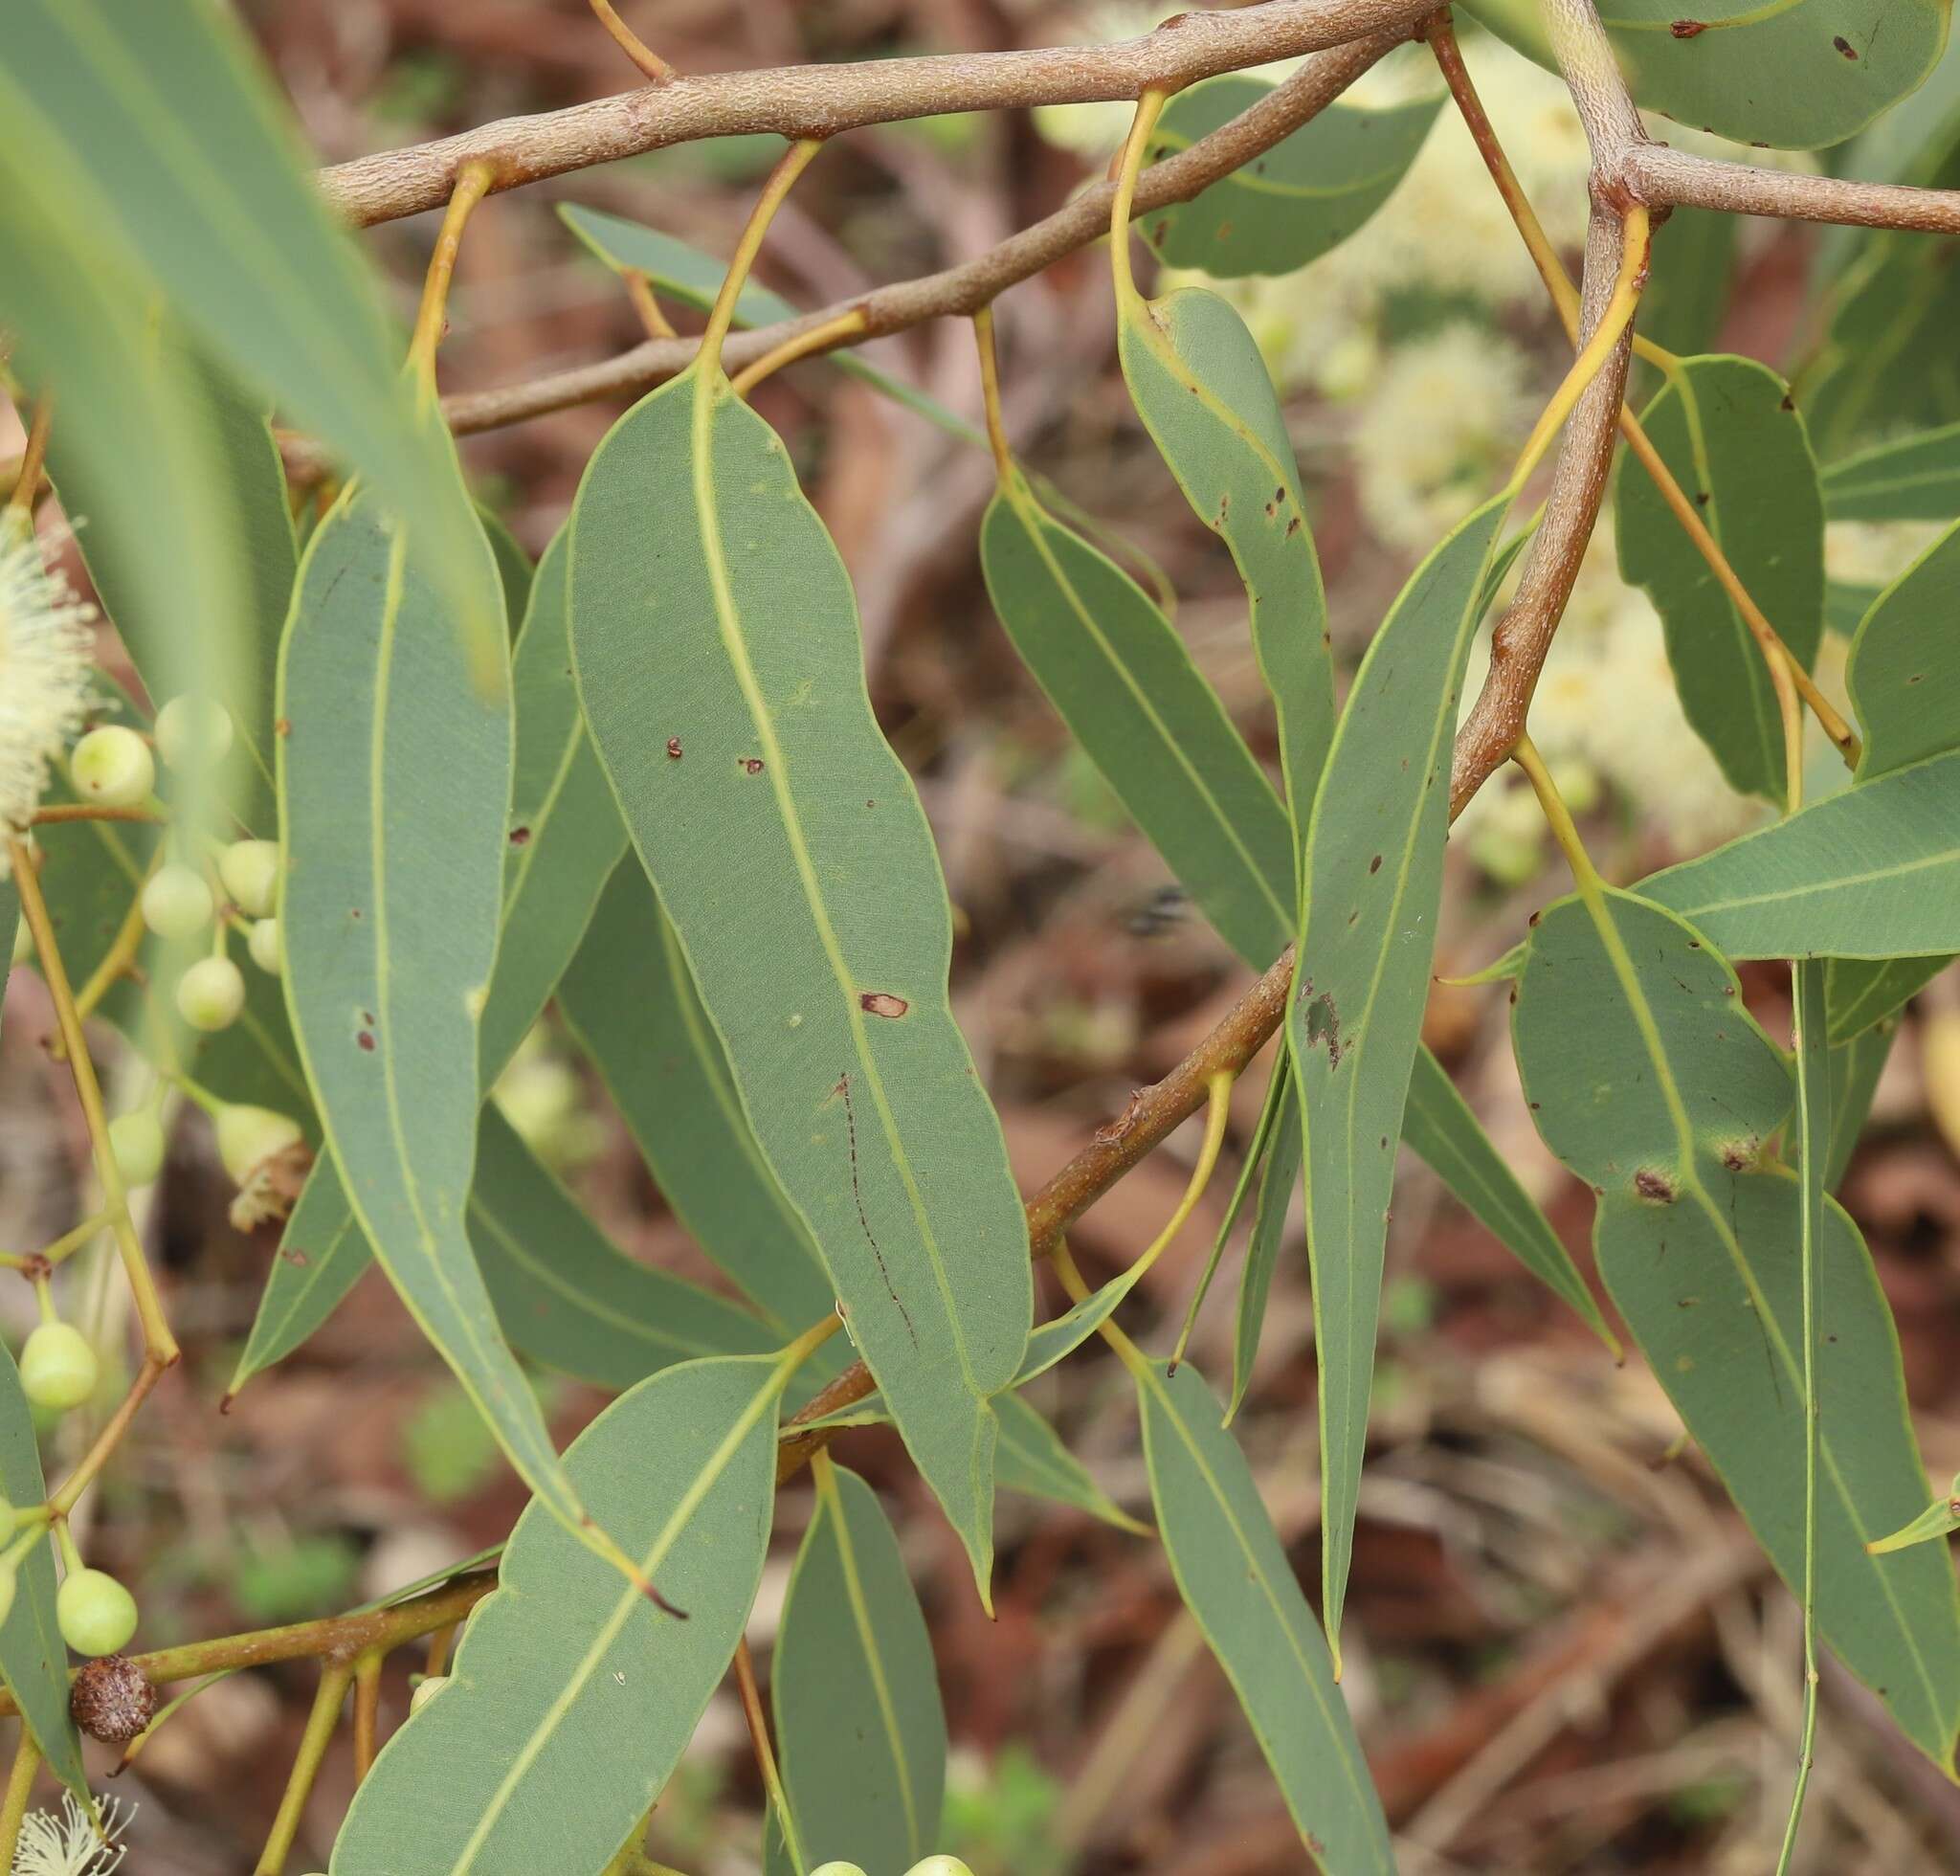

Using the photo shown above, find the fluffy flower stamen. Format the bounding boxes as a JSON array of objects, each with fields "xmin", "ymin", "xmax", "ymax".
[{"xmin": 0, "ymin": 510, "xmax": 96, "ymax": 877}]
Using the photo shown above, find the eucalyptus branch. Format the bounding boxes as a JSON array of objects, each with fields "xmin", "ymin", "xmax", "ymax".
[
  {"xmin": 316, "ymin": 0, "xmax": 1437, "ymax": 227},
  {"xmin": 1623, "ymin": 142, "xmax": 1960, "ymax": 233},
  {"xmin": 420, "ymin": 34, "xmax": 1403, "ymax": 445}
]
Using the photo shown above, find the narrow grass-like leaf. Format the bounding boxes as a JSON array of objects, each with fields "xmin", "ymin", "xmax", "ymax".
[
  {"xmin": 1845, "ymin": 518, "xmax": 1960, "ymax": 780},
  {"xmin": 3, "ymin": 0, "xmax": 501, "ymax": 660},
  {"xmin": 1401, "ymin": 1047, "xmax": 1618, "ymax": 1353},
  {"xmin": 0, "ymin": 1341, "xmax": 87, "ymax": 1798},
  {"xmin": 556, "ymin": 863, "xmax": 837, "ymax": 1334},
  {"xmin": 1641, "ymin": 748, "xmax": 1960, "ymax": 959},
  {"xmin": 1512, "ymin": 888, "xmax": 1960, "ymax": 1765},
  {"xmin": 1140, "ymin": 78, "xmax": 1438, "ymax": 277},
  {"xmin": 1138, "ymin": 1360, "xmax": 1392, "ymax": 1869},
  {"xmin": 1286, "ymin": 492, "xmax": 1510, "ymax": 1661},
  {"xmin": 774, "ymin": 1463, "xmax": 947, "ymax": 1873},
  {"xmin": 1462, "ymin": 0, "xmax": 1945, "ymax": 148},
  {"xmin": 1016, "ymin": 1268, "xmax": 1149, "ymax": 1386},
  {"xmin": 478, "ymin": 531, "xmax": 632, "ymax": 1079},
  {"xmin": 471, "ymin": 1106, "xmax": 775, "ymax": 1386},
  {"xmin": 1615, "ymin": 356, "xmax": 1824, "ymax": 802},
  {"xmin": 279, "ymin": 479, "xmax": 595, "ymax": 1540},
  {"xmin": 569, "ymin": 364, "xmax": 1032, "ymax": 1598},
  {"xmin": 1821, "ymin": 423, "xmax": 1960, "ymax": 521},
  {"xmin": 1231, "ymin": 1071, "xmax": 1302, "ymax": 1420},
  {"xmin": 979, "ymin": 471, "xmax": 1295, "ymax": 963},
  {"xmin": 1116, "ymin": 284, "xmax": 1336, "ymax": 849},
  {"xmin": 331, "ymin": 1353, "xmax": 785, "ymax": 1873},
  {"xmin": 559, "ymin": 204, "xmax": 977, "ymax": 443}
]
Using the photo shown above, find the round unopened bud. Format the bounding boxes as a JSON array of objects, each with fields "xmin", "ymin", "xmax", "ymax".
[
  {"xmin": 248, "ymin": 916, "xmax": 282, "ymax": 974},
  {"xmin": 57, "ymin": 1567, "xmax": 139, "ymax": 1658},
  {"xmin": 20, "ymin": 1323, "xmax": 100, "ymax": 1412},
  {"xmin": 176, "ymin": 955, "xmax": 246, "ymax": 1032},
  {"xmin": 154, "ymin": 695, "xmax": 233, "ymax": 771},
  {"xmin": 70, "ymin": 726, "xmax": 155, "ymax": 809},
  {"xmin": 140, "ymin": 863, "xmax": 214, "ymax": 941},
  {"xmin": 109, "ymin": 1110, "xmax": 167, "ymax": 1188},
  {"xmin": 410, "ymin": 1675, "xmax": 449, "ymax": 1715},
  {"xmin": 215, "ymin": 1104, "xmax": 303, "ymax": 1186},
  {"xmin": 810, "ymin": 1865, "xmax": 870, "ymax": 1876},
  {"xmin": 902, "ymin": 1862, "xmax": 975, "ymax": 1876},
  {"xmin": 218, "ymin": 839, "xmax": 280, "ymax": 918},
  {"xmin": 71, "ymin": 1653, "xmax": 157, "ymax": 1742}
]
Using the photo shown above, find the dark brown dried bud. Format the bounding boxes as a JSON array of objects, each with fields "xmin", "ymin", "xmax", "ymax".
[{"xmin": 71, "ymin": 1653, "xmax": 157, "ymax": 1742}]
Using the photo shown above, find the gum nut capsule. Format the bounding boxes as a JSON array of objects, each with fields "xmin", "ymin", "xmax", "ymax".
[
  {"xmin": 154, "ymin": 694, "xmax": 233, "ymax": 771},
  {"xmin": 215, "ymin": 1103, "xmax": 303, "ymax": 1185},
  {"xmin": 57, "ymin": 1567, "xmax": 139, "ymax": 1657},
  {"xmin": 69, "ymin": 726, "xmax": 155, "ymax": 809},
  {"xmin": 177, "ymin": 955, "xmax": 246, "ymax": 1032},
  {"xmin": 140, "ymin": 863, "xmax": 214, "ymax": 941},
  {"xmin": 218, "ymin": 839, "xmax": 280, "ymax": 917},
  {"xmin": 410, "ymin": 1675, "xmax": 449, "ymax": 1714},
  {"xmin": 20, "ymin": 1322, "xmax": 100, "ymax": 1412},
  {"xmin": 70, "ymin": 1653, "xmax": 157, "ymax": 1743},
  {"xmin": 248, "ymin": 916, "xmax": 281, "ymax": 974},
  {"xmin": 108, "ymin": 1110, "xmax": 167, "ymax": 1188}
]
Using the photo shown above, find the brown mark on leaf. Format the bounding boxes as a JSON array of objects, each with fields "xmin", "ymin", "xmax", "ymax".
[
  {"xmin": 275, "ymin": 716, "xmax": 292, "ymax": 737},
  {"xmin": 280, "ymin": 1246, "xmax": 310, "ymax": 1267},
  {"xmin": 1780, "ymin": 392, "xmax": 1795, "ymax": 412},
  {"xmin": 1670, "ymin": 17, "xmax": 1707, "ymax": 34},
  {"xmin": 357, "ymin": 1031, "xmax": 376, "ymax": 1052},
  {"xmin": 1635, "ymin": 1168, "xmax": 1678, "ymax": 1203},
  {"xmin": 1303, "ymin": 987, "xmax": 1343, "ymax": 1069},
  {"xmin": 743, "ymin": 757, "xmax": 766, "ymax": 774},
  {"xmin": 833, "ymin": 1072, "xmax": 917, "ymax": 1346},
  {"xmin": 859, "ymin": 992, "xmax": 909, "ymax": 1018},
  {"xmin": 1834, "ymin": 34, "xmax": 1859, "ymax": 56},
  {"xmin": 1286, "ymin": 515, "xmax": 1303, "ymax": 537},
  {"xmin": 508, "ymin": 825, "xmax": 531, "ymax": 846},
  {"xmin": 1369, "ymin": 854, "xmax": 1383, "ymax": 875},
  {"xmin": 666, "ymin": 736, "xmax": 683, "ymax": 759},
  {"xmin": 1720, "ymin": 1137, "xmax": 1759, "ymax": 1172},
  {"xmin": 1216, "ymin": 494, "xmax": 1230, "ymax": 525}
]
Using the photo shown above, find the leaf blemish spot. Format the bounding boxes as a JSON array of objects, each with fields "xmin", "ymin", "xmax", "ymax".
[
  {"xmin": 1833, "ymin": 34, "xmax": 1859, "ymax": 56},
  {"xmin": 666, "ymin": 736, "xmax": 683, "ymax": 759},
  {"xmin": 1369, "ymin": 854, "xmax": 1383, "ymax": 875},
  {"xmin": 743, "ymin": 757, "xmax": 766, "ymax": 774},
  {"xmin": 859, "ymin": 992, "xmax": 909, "ymax": 1018},
  {"xmin": 1669, "ymin": 16, "xmax": 1707, "ymax": 34},
  {"xmin": 508, "ymin": 825, "xmax": 530, "ymax": 846},
  {"xmin": 357, "ymin": 1030, "xmax": 376, "ymax": 1053},
  {"xmin": 1634, "ymin": 1168, "xmax": 1677, "ymax": 1203}
]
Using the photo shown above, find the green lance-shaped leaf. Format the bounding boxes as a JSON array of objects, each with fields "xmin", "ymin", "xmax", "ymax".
[
  {"xmin": 1824, "ymin": 1013, "xmax": 1898, "ymax": 1188},
  {"xmin": 557, "ymin": 863, "xmax": 839, "ymax": 1335},
  {"xmin": 1461, "ymin": 0, "xmax": 1947, "ymax": 149},
  {"xmin": 477, "ymin": 530, "xmax": 632, "ymax": 1079},
  {"xmin": 1138, "ymin": 1360, "xmax": 1392, "ymax": 1870},
  {"xmin": 331, "ymin": 1351, "xmax": 788, "ymax": 1875},
  {"xmin": 0, "ymin": 1342, "xmax": 88, "ymax": 1799},
  {"xmin": 1846, "ymin": 517, "xmax": 1960, "ymax": 781},
  {"xmin": 1115, "ymin": 280, "xmax": 1336, "ymax": 853},
  {"xmin": 1641, "ymin": 748, "xmax": 1960, "ymax": 960},
  {"xmin": 278, "ymin": 478, "xmax": 601, "ymax": 1550},
  {"xmin": 1615, "ymin": 356, "xmax": 1825, "ymax": 803},
  {"xmin": 1231, "ymin": 1069, "xmax": 1303, "ymax": 1419},
  {"xmin": 230, "ymin": 1153, "xmax": 365, "ymax": 1394},
  {"xmin": 978, "ymin": 470, "xmax": 1296, "ymax": 965},
  {"xmin": 1826, "ymin": 956, "xmax": 1947, "ymax": 1044},
  {"xmin": 774, "ymin": 1463, "xmax": 947, "ymax": 1874},
  {"xmin": 1870, "ymin": 1475, "xmax": 1960, "ymax": 1556},
  {"xmin": 478, "ymin": 505, "xmax": 534, "ymax": 636},
  {"xmin": 2, "ymin": 0, "xmax": 501, "ymax": 661},
  {"xmin": 1821, "ymin": 422, "xmax": 1960, "ymax": 523},
  {"xmin": 568, "ymin": 363, "xmax": 1033, "ymax": 1602},
  {"xmin": 1401, "ymin": 1046, "xmax": 1619, "ymax": 1354},
  {"xmin": 559, "ymin": 204, "xmax": 978, "ymax": 445},
  {"xmin": 1138, "ymin": 78, "xmax": 1438, "ymax": 278},
  {"xmin": 1286, "ymin": 492, "xmax": 1510, "ymax": 1664},
  {"xmin": 1512, "ymin": 888, "xmax": 1960, "ymax": 1765}
]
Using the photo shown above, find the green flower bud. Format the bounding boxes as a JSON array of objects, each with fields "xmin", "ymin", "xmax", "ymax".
[
  {"xmin": 810, "ymin": 1865, "xmax": 870, "ymax": 1876},
  {"xmin": 69, "ymin": 726, "xmax": 154, "ymax": 809},
  {"xmin": 410, "ymin": 1675, "xmax": 449, "ymax": 1714},
  {"xmin": 108, "ymin": 1110, "xmax": 167, "ymax": 1188},
  {"xmin": 214, "ymin": 1103, "xmax": 303, "ymax": 1186},
  {"xmin": 248, "ymin": 916, "xmax": 282, "ymax": 974},
  {"xmin": 902, "ymin": 1862, "xmax": 975, "ymax": 1876},
  {"xmin": 176, "ymin": 955, "xmax": 246, "ymax": 1032},
  {"xmin": 154, "ymin": 695, "xmax": 233, "ymax": 771},
  {"xmin": 218, "ymin": 839, "xmax": 280, "ymax": 918},
  {"xmin": 140, "ymin": 863, "xmax": 213, "ymax": 941},
  {"xmin": 56, "ymin": 1567, "xmax": 138, "ymax": 1657},
  {"xmin": 20, "ymin": 1323, "xmax": 100, "ymax": 1412}
]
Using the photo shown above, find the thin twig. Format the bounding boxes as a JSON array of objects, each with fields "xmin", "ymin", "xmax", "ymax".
[
  {"xmin": 732, "ymin": 1636, "xmax": 803, "ymax": 1871},
  {"xmin": 0, "ymin": 1728, "xmax": 39, "ymax": 1871},
  {"xmin": 1623, "ymin": 144, "xmax": 1960, "ymax": 234},
  {"xmin": 5, "ymin": 398, "xmax": 53, "ymax": 518},
  {"xmin": 589, "ymin": 0, "xmax": 672, "ymax": 84},
  {"xmin": 317, "ymin": 0, "xmax": 1438, "ymax": 226},
  {"xmin": 256, "ymin": 1659, "xmax": 353, "ymax": 1876},
  {"xmin": 351, "ymin": 1651, "xmax": 383, "ymax": 1785}
]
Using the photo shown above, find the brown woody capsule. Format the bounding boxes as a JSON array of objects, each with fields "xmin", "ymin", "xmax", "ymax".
[{"xmin": 70, "ymin": 1653, "xmax": 157, "ymax": 1743}]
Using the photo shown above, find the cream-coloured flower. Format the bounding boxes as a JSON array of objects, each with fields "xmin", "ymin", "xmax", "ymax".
[
  {"xmin": 1824, "ymin": 519, "xmax": 1949, "ymax": 590},
  {"xmin": 12, "ymin": 1792, "xmax": 129, "ymax": 1876},
  {"xmin": 0, "ymin": 510, "xmax": 95, "ymax": 876},
  {"xmin": 1352, "ymin": 324, "xmax": 1537, "ymax": 549}
]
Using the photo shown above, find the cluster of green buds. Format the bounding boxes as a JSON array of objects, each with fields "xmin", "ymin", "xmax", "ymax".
[
  {"xmin": 68, "ymin": 697, "xmax": 287, "ymax": 1034},
  {"xmin": 813, "ymin": 1860, "xmax": 975, "ymax": 1875}
]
